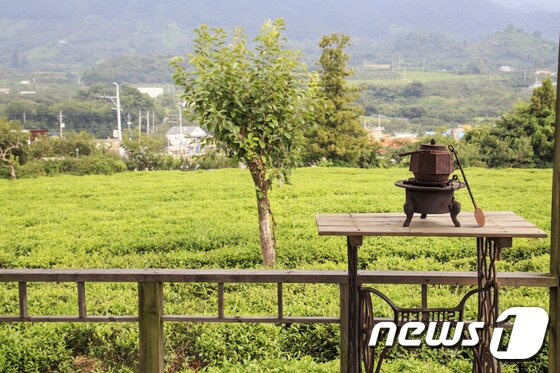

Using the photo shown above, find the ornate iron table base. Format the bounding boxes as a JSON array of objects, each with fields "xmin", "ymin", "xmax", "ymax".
[{"xmin": 358, "ymin": 237, "xmax": 505, "ymax": 373}]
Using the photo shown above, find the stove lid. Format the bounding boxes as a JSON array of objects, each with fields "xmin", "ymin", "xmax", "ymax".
[{"xmin": 420, "ymin": 138, "xmax": 448, "ymax": 150}]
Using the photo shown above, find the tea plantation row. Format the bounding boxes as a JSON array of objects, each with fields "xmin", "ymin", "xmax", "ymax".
[{"xmin": 0, "ymin": 168, "xmax": 552, "ymax": 372}]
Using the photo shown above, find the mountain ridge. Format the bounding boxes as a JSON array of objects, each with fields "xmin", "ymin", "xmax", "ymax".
[{"xmin": 0, "ymin": 0, "xmax": 558, "ymax": 70}]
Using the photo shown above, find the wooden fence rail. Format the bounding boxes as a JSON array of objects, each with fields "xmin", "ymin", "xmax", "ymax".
[{"xmin": 0, "ymin": 268, "xmax": 557, "ymax": 372}]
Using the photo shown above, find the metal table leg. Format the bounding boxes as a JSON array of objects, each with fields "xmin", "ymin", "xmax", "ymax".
[
  {"xmin": 474, "ymin": 237, "xmax": 501, "ymax": 373},
  {"xmin": 347, "ymin": 236, "xmax": 363, "ymax": 373}
]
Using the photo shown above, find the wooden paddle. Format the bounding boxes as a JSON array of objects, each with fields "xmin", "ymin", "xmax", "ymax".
[{"xmin": 448, "ymin": 145, "xmax": 485, "ymax": 227}]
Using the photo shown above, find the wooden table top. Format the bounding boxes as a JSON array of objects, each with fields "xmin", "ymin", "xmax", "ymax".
[{"xmin": 316, "ymin": 211, "xmax": 547, "ymax": 238}]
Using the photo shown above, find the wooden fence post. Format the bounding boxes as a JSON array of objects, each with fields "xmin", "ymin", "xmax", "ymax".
[
  {"xmin": 340, "ymin": 283, "xmax": 349, "ymax": 373},
  {"xmin": 549, "ymin": 37, "xmax": 560, "ymax": 373},
  {"xmin": 138, "ymin": 282, "xmax": 164, "ymax": 373}
]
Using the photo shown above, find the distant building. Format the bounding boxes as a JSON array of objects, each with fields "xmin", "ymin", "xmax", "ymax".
[
  {"xmin": 451, "ymin": 124, "xmax": 473, "ymax": 140},
  {"xmin": 535, "ymin": 69, "xmax": 552, "ymax": 76},
  {"xmin": 362, "ymin": 62, "xmax": 392, "ymax": 70},
  {"xmin": 20, "ymin": 80, "xmax": 30, "ymax": 85},
  {"xmin": 19, "ymin": 90, "xmax": 36, "ymax": 95},
  {"xmin": 367, "ymin": 126, "xmax": 385, "ymax": 141},
  {"xmin": 499, "ymin": 65, "xmax": 514, "ymax": 72},
  {"xmin": 166, "ymin": 125, "xmax": 211, "ymax": 155},
  {"xmin": 0, "ymin": 88, "xmax": 10, "ymax": 94},
  {"xmin": 530, "ymin": 81, "xmax": 543, "ymax": 89},
  {"xmin": 394, "ymin": 133, "xmax": 418, "ymax": 139},
  {"xmin": 137, "ymin": 87, "xmax": 164, "ymax": 99},
  {"xmin": 22, "ymin": 129, "xmax": 48, "ymax": 143},
  {"xmin": 380, "ymin": 132, "xmax": 419, "ymax": 149}
]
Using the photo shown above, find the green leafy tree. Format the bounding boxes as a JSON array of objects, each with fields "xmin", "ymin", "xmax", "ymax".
[
  {"xmin": 30, "ymin": 131, "xmax": 99, "ymax": 159},
  {"xmin": 304, "ymin": 33, "xmax": 371, "ymax": 166},
  {"xmin": 463, "ymin": 77, "xmax": 556, "ymax": 167},
  {"xmin": 172, "ymin": 19, "xmax": 313, "ymax": 267},
  {"xmin": 122, "ymin": 134, "xmax": 167, "ymax": 171},
  {"xmin": 0, "ymin": 118, "xmax": 29, "ymax": 179}
]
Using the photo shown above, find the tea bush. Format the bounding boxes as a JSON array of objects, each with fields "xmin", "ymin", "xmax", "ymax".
[{"xmin": 0, "ymin": 168, "xmax": 552, "ymax": 371}]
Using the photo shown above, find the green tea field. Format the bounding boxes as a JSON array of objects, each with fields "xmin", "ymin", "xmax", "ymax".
[{"xmin": 0, "ymin": 168, "xmax": 553, "ymax": 372}]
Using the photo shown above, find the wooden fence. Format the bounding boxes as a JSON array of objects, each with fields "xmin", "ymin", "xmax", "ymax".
[{"xmin": 0, "ymin": 268, "xmax": 557, "ymax": 372}]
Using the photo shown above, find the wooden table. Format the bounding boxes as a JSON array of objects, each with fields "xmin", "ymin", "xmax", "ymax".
[{"xmin": 316, "ymin": 211, "xmax": 547, "ymax": 373}]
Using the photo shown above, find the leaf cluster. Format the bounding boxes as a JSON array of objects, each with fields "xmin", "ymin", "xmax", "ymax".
[
  {"xmin": 463, "ymin": 77, "xmax": 556, "ymax": 167},
  {"xmin": 172, "ymin": 19, "xmax": 314, "ymax": 188}
]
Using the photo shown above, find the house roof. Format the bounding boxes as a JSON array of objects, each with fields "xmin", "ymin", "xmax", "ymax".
[{"xmin": 166, "ymin": 126, "xmax": 207, "ymax": 137}]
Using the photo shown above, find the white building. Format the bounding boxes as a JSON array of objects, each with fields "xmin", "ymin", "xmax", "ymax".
[
  {"xmin": 166, "ymin": 125, "xmax": 210, "ymax": 155},
  {"xmin": 137, "ymin": 87, "xmax": 164, "ymax": 99},
  {"xmin": 499, "ymin": 66, "xmax": 514, "ymax": 72}
]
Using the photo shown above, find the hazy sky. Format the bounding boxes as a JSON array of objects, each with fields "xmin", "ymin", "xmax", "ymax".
[{"xmin": 489, "ymin": 0, "xmax": 560, "ymax": 12}]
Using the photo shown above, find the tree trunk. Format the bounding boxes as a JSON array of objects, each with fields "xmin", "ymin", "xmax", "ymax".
[
  {"xmin": 9, "ymin": 160, "xmax": 16, "ymax": 180},
  {"xmin": 248, "ymin": 160, "xmax": 276, "ymax": 267},
  {"xmin": 256, "ymin": 190, "xmax": 275, "ymax": 267}
]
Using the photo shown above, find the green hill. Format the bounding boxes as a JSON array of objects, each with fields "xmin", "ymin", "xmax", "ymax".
[{"xmin": 0, "ymin": 0, "xmax": 558, "ymax": 70}]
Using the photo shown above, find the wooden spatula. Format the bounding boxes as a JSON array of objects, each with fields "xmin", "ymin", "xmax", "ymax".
[{"xmin": 448, "ymin": 145, "xmax": 485, "ymax": 227}]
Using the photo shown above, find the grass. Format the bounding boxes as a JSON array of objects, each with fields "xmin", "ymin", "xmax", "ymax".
[{"xmin": 0, "ymin": 167, "xmax": 553, "ymax": 371}]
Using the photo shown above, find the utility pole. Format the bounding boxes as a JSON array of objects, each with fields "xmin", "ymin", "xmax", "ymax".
[
  {"xmin": 23, "ymin": 112, "xmax": 26, "ymax": 126},
  {"xmin": 114, "ymin": 83, "xmax": 122, "ymax": 142},
  {"xmin": 99, "ymin": 83, "xmax": 123, "ymax": 142},
  {"xmin": 126, "ymin": 113, "xmax": 131, "ymax": 133},
  {"xmin": 138, "ymin": 110, "xmax": 142, "ymax": 137},
  {"xmin": 179, "ymin": 106, "xmax": 183, "ymax": 155},
  {"xmin": 146, "ymin": 110, "xmax": 150, "ymax": 134},
  {"xmin": 152, "ymin": 110, "xmax": 155, "ymax": 133},
  {"xmin": 524, "ymin": 69, "xmax": 527, "ymax": 85},
  {"xmin": 58, "ymin": 110, "xmax": 65, "ymax": 137}
]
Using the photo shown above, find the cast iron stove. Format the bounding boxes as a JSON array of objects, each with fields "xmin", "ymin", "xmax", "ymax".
[{"xmin": 396, "ymin": 139, "xmax": 465, "ymax": 227}]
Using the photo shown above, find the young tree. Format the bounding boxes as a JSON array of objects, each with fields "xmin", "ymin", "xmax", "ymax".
[
  {"xmin": 122, "ymin": 134, "xmax": 167, "ymax": 171},
  {"xmin": 0, "ymin": 118, "xmax": 29, "ymax": 179},
  {"xmin": 172, "ymin": 19, "xmax": 313, "ymax": 267},
  {"xmin": 304, "ymin": 33, "xmax": 371, "ymax": 166}
]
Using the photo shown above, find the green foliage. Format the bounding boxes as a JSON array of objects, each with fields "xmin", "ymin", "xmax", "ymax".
[
  {"xmin": 1, "ymin": 155, "xmax": 127, "ymax": 178},
  {"xmin": 29, "ymin": 131, "xmax": 99, "ymax": 158},
  {"xmin": 0, "ymin": 83, "xmax": 163, "ymax": 139},
  {"xmin": 1, "ymin": 2, "xmax": 558, "ymax": 71},
  {"xmin": 0, "ymin": 117, "xmax": 29, "ymax": 179},
  {"xmin": 1, "ymin": 130, "xmax": 127, "ymax": 179},
  {"xmin": 403, "ymin": 81, "xmax": 425, "ymax": 98},
  {"xmin": 173, "ymin": 19, "xmax": 315, "ymax": 267},
  {"xmin": 304, "ymin": 33, "xmax": 371, "ymax": 167},
  {"xmin": 467, "ymin": 27, "xmax": 558, "ymax": 69},
  {"xmin": 81, "ymin": 55, "xmax": 175, "ymax": 84},
  {"xmin": 122, "ymin": 134, "xmax": 167, "ymax": 171},
  {"xmin": 462, "ymin": 77, "xmax": 556, "ymax": 167},
  {"xmin": 172, "ymin": 19, "xmax": 312, "ymax": 187},
  {"xmin": 194, "ymin": 149, "xmax": 239, "ymax": 170}
]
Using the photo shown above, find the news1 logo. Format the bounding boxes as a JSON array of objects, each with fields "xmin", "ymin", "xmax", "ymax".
[{"xmin": 368, "ymin": 307, "xmax": 548, "ymax": 359}]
